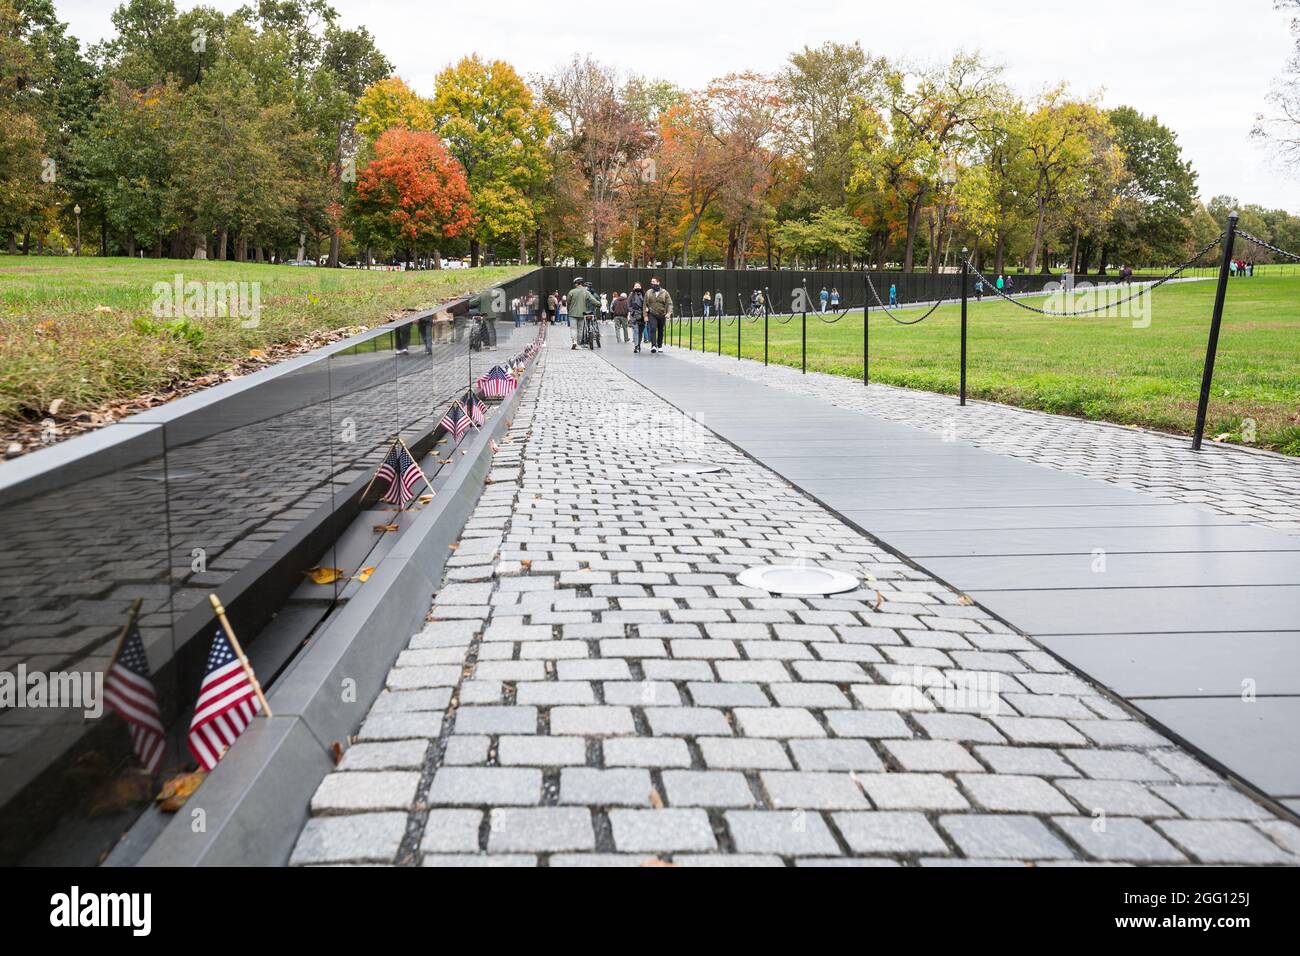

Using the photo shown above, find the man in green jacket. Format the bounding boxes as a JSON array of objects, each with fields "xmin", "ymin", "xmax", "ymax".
[
  {"xmin": 644, "ymin": 277, "xmax": 672, "ymax": 353},
  {"xmin": 567, "ymin": 277, "xmax": 601, "ymax": 349}
]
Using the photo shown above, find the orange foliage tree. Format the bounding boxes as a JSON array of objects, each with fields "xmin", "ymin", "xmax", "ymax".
[{"xmin": 351, "ymin": 127, "xmax": 475, "ymax": 259}]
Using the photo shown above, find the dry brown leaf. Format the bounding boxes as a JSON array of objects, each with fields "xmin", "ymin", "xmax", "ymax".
[
  {"xmin": 640, "ymin": 858, "xmax": 677, "ymax": 867},
  {"xmin": 330, "ymin": 741, "xmax": 344, "ymax": 765},
  {"xmin": 649, "ymin": 787, "xmax": 665, "ymax": 809},
  {"xmin": 957, "ymin": 594, "xmax": 974, "ymax": 606},
  {"xmin": 47, "ymin": 398, "xmax": 63, "ymax": 416},
  {"xmin": 373, "ymin": 523, "xmax": 399, "ymax": 533},
  {"xmin": 156, "ymin": 771, "xmax": 206, "ymax": 812},
  {"xmin": 93, "ymin": 304, "xmax": 113, "ymax": 314},
  {"xmin": 304, "ymin": 566, "xmax": 344, "ymax": 585},
  {"xmin": 519, "ymin": 559, "xmax": 532, "ymax": 570},
  {"xmin": 248, "ymin": 348, "xmax": 266, "ymax": 359},
  {"xmin": 874, "ymin": 590, "xmax": 884, "ymax": 610},
  {"xmin": 356, "ymin": 566, "xmax": 376, "ymax": 583},
  {"xmin": 447, "ymin": 542, "xmax": 459, "ymax": 551},
  {"xmin": 418, "ymin": 494, "xmax": 434, "ymax": 504}
]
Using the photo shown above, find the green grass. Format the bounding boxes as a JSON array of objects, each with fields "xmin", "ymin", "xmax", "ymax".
[
  {"xmin": 673, "ymin": 276, "xmax": 1300, "ymax": 455},
  {"xmin": 0, "ymin": 256, "xmax": 527, "ymax": 426}
]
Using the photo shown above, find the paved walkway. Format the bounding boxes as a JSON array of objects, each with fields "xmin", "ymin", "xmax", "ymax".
[
  {"xmin": 604, "ymin": 343, "xmax": 1300, "ymax": 815},
  {"xmin": 290, "ymin": 343, "xmax": 1299, "ymax": 866},
  {"xmin": 670, "ymin": 339, "xmax": 1300, "ymax": 535}
]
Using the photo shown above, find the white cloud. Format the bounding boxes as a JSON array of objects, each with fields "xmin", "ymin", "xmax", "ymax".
[{"xmin": 54, "ymin": 0, "xmax": 1300, "ymax": 212}]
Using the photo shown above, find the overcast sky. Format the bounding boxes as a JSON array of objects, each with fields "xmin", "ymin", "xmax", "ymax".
[{"xmin": 54, "ymin": 0, "xmax": 1300, "ymax": 214}]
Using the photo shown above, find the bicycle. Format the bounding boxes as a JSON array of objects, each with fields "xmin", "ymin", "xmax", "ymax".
[{"xmin": 580, "ymin": 313, "xmax": 601, "ymax": 350}]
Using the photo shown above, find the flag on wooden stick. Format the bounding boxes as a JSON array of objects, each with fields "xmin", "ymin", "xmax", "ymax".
[{"xmin": 188, "ymin": 596, "xmax": 271, "ymax": 771}]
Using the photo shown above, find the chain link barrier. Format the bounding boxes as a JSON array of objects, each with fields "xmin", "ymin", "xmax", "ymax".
[
  {"xmin": 1237, "ymin": 229, "xmax": 1300, "ymax": 262},
  {"xmin": 961, "ymin": 233, "xmax": 1224, "ymax": 317},
  {"xmin": 864, "ymin": 269, "xmax": 956, "ymax": 325}
]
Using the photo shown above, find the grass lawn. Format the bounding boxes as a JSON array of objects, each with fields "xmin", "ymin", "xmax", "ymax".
[
  {"xmin": 0, "ymin": 256, "xmax": 528, "ymax": 428},
  {"xmin": 676, "ymin": 275, "xmax": 1300, "ymax": 455}
]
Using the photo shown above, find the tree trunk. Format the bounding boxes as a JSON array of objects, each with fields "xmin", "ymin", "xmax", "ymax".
[
  {"xmin": 218, "ymin": 227, "xmax": 229, "ymax": 260},
  {"xmin": 328, "ymin": 231, "xmax": 341, "ymax": 268},
  {"xmin": 994, "ymin": 233, "xmax": 1006, "ymax": 275},
  {"xmin": 470, "ymin": 238, "xmax": 481, "ymax": 268},
  {"xmin": 126, "ymin": 235, "xmax": 136, "ymax": 258},
  {"xmin": 903, "ymin": 195, "xmax": 923, "ymax": 272},
  {"xmin": 1027, "ymin": 200, "xmax": 1046, "ymax": 273},
  {"xmin": 519, "ymin": 232, "xmax": 527, "ymax": 264},
  {"xmin": 431, "ymin": 247, "xmax": 441, "ymax": 268},
  {"xmin": 1096, "ymin": 243, "xmax": 1110, "ymax": 275},
  {"xmin": 1069, "ymin": 226, "xmax": 1080, "ymax": 274}
]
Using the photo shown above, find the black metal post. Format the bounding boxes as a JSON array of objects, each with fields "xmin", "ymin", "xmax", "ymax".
[
  {"xmin": 959, "ymin": 248, "xmax": 968, "ymax": 406},
  {"xmin": 764, "ymin": 287, "xmax": 769, "ymax": 367},
  {"xmin": 717, "ymin": 298, "xmax": 722, "ymax": 356},
  {"xmin": 737, "ymin": 294, "xmax": 741, "ymax": 359},
  {"xmin": 801, "ymin": 277, "xmax": 807, "ymax": 374},
  {"xmin": 1193, "ymin": 212, "xmax": 1238, "ymax": 451},
  {"xmin": 863, "ymin": 270, "xmax": 868, "ymax": 387},
  {"xmin": 689, "ymin": 298, "xmax": 693, "ymax": 351}
]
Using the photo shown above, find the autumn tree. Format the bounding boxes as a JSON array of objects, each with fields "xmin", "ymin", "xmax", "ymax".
[
  {"xmin": 350, "ymin": 126, "xmax": 474, "ymax": 263},
  {"xmin": 432, "ymin": 56, "xmax": 551, "ymax": 266},
  {"xmin": 543, "ymin": 56, "xmax": 651, "ymax": 263}
]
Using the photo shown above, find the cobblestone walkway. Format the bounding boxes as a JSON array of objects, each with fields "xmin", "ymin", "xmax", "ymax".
[
  {"xmin": 290, "ymin": 344, "xmax": 1300, "ymax": 866},
  {"xmin": 670, "ymin": 344, "xmax": 1300, "ymax": 534}
]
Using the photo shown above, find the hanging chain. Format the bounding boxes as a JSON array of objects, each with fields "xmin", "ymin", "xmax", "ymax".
[
  {"xmin": 1236, "ymin": 229, "xmax": 1300, "ymax": 262},
  {"xmin": 962, "ymin": 233, "xmax": 1224, "ymax": 317}
]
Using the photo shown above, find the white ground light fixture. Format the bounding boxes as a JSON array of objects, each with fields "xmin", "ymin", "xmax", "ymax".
[{"xmin": 737, "ymin": 563, "xmax": 860, "ymax": 596}]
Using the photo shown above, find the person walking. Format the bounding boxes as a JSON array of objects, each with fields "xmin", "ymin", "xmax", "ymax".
[
  {"xmin": 644, "ymin": 276, "xmax": 672, "ymax": 354},
  {"xmin": 546, "ymin": 290, "xmax": 558, "ymax": 324},
  {"xmin": 996, "ymin": 274, "xmax": 1005, "ymax": 295},
  {"xmin": 702, "ymin": 290, "xmax": 712, "ymax": 318},
  {"xmin": 612, "ymin": 291, "xmax": 630, "ymax": 342},
  {"xmin": 888, "ymin": 283, "xmax": 897, "ymax": 307},
  {"xmin": 974, "ymin": 277, "xmax": 984, "ymax": 301},
  {"xmin": 600, "ymin": 292, "xmax": 609, "ymax": 322},
  {"xmin": 418, "ymin": 312, "xmax": 434, "ymax": 354},
  {"xmin": 567, "ymin": 277, "xmax": 600, "ymax": 350},
  {"xmin": 819, "ymin": 286, "xmax": 830, "ymax": 313},
  {"xmin": 830, "ymin": 287, "xmax": 840, "ymax": 309},
  {"xmin": 558, "ymin": 293, "xmax": 569, "ymax": 326},
  {"xmin": 628, "ymin": 282, "xmax": 646, "ymax": 354}
]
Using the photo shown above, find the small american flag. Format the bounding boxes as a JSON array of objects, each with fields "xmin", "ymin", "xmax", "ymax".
[
  {"xmin": 440, "ymin": 400, "xmax": 471, "ymax": 442},
  {"xmin": 187, "ymin": 625, "xmax": 261, "ymax": 771},
  {"xmin": 376, "ymin": 441, "xmax": 423, "ymax": 508},
  {"xmin": 104, "ymin": 618, "xmax": 165, "ymax": 773},
  {"xmin": 478, "ymin": 366, "xmax": 517, "ymax": 399},
  {"xmin": 463, "ymin": 389, "xmax": 486, "ymax": 427}
]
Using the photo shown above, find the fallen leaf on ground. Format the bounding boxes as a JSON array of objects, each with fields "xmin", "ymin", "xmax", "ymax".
[
  {"xmin": 374, "ymin": 523, "xmax": 399, "ymax": 533},
  {"xmin": 649, "ymin": 787, "xmax": 665, "ymax": 809},
  {"xmin": 640, "ymin": 858, "xmax": 677, "ymax": 867},
  {"xmin": 156, "ymin": 771, "xmax": 206, "ymax": 812},
  {"xmin": 418, "ymin": 494, "xmax": 433, "ymax": 503},
  {"xmin": 357, "ymin": 566, "xmax": 376, "ymax": 583},
  {"xmin": 47, "ymin": 398, "xmax": 63, "ymax": 415},
  {"xmin": 330, "ymin": 742, "xmax": 344, "ymax": 765},
  {"xmin": 304, "ymin": 566, "xmax": 344, "ymax": 584},
  {"xmin": 957, "ymin": 594, "xmax": 974, "ymax": 606},
  {"xmin": 874, "ymin": 590, "xmax": 883, "ymax": 610},
  {"xmin": 520, "ymin": 559, "xmax": 532, "ymax": 570},
  {"xmin": 447, "ymin": 542, "xmax": 458, "ymax": 550}
]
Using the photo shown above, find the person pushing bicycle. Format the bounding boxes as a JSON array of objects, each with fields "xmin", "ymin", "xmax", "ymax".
[{"xmin": 567, "ymin": 277, "xmax": 601, "ymax": 350}]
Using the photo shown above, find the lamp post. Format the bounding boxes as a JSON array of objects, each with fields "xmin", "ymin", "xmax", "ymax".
[{"xmin": 73, "ymin": 204, "xmax": 81, "ymax": 257}]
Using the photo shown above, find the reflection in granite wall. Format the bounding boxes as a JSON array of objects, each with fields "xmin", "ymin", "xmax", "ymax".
[{"xmin": 0, "ymin": 273, "xmax": 540, "ymax": 864}]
